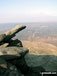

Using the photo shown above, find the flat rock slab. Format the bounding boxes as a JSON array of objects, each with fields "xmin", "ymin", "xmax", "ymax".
[
  {"xmin": 0, "ymin": 43, "xmax": 9, "ymax": 48},
  {"xmin": 25, "ymin": 54, "xmax": 57, "ymax": 72},
  {"xmin": 0, "ymin": 47, "xmax": 29, "ymax": 60}
]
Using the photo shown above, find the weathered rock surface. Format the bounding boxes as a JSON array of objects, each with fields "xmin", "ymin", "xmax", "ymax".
[
  {"xmin": 4, "ymin": 25, "xmax": 26, "ymax": 42},
  {"xmin": 0, "ymin": 25, "xmax": 28, "ymax": 76},
  {"xmin": 0, "ymin": 25, "xmax": 26, "ymax": 43},
  {"xmin": 0, "ymin": 43, "xmax": 9, "ymax": 48},
  {"xmin": 9, "ymin": 39, "xmax": 23, "ymax": 47},
  {"xmin": 25, "ymin": 54, "xmax": 57, "ymax": 72},
  {"xmin": 0, "ymin": 47, "xmax": 29, "ymax": 60},
  {"xmin": 0, "ymin": 63, "xmax": 22, "ymax": 76},
  {"xmin": 5, "ymin": 25, "xmax": 26, "ymax": 36},
  {"xmin": 0, "ymin": 34, "xmax": 6, "ymax": 43},
  {"xmin": 0, "ymin": 57, "xmax": 23, "ymax": 76}
]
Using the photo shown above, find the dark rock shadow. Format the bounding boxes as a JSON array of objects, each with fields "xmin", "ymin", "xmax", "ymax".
[
  {"xmin": 25, "ymin": 54, "xmax": 57, "ymax": 76},
  {"xmin": 1, "ymin": 54, "xmax": 57, "ymax": 76}
]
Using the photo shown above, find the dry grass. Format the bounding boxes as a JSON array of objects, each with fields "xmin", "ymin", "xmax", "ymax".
[{"xmin": 22, "ymin": 40, "xmax": 57, "ymax": 55}]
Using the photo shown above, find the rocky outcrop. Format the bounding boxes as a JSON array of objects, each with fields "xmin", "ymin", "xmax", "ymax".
[
  {"xmin": 0, "ymin": 25, "xmax": 29, "ymax": 76},
  {"xmin": 0, "ymin": 25, "xmax": 46, "ymax": 76},
  {"xmin": 0, "ymin": 25, "xmax": 26, "ymax": 43}
]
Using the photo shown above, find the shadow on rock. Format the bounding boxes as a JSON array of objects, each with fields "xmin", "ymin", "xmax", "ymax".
[
  {"xmin": 6, "ymin": 54, "xmax": 46, "ymax": 76},
  {"xmin": 25, "ymin": 54, "xmax": 57, "ymax": 72}
]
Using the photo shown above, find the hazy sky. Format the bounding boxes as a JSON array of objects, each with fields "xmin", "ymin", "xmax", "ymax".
[{"xmin": 0, "ymin": 0, "xmax": 57, "ymax": 23}]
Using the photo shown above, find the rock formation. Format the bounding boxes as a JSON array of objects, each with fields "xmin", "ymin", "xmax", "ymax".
[
  {"xmin": 0, "ymin": 25, "xmax": 26, "ymax": 43},
  {"xmin": 0, "ymin": 25, "xmax": 45, "ymax": 76}
]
